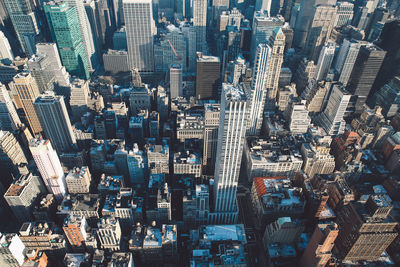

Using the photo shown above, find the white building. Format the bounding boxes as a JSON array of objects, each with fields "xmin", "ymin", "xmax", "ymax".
[
  {"xmin": 288, "ymin": 100, "xmax": 311, "ymax": 134},
  {"xmin": 173, "ymin": 152, "xmax": 202, "ymax": 177},
  {"xmin": 211, "ymin": 83, "xmax": 248, "ymax": 224},
  {"xmin": 318, "ymin": 85, "xmax": 351, "ymax": 135},
  {"xmin": 314, "ymin": 42, "xmax": 336, "ymax": 81},
  {"xmin": 66, "ymin": 166, "xmax": 91, "ymax": 194},
  {"xmin": 170, "ymin": 64, "xmax": 183, "ymax": 98},
  {"xmin": 334, "ymin": 38, "xmax": 361, "ymax": 87},
  {"xmin": 29, "ymin": 138, "xmax": 67, "ymax": 201},
  {"xmin": 0, "ymin": 233, "xmax": 26, "ymax": 266},
  {"xmin": 247, "ymin": 44, "xmax": 271, "ymax": 136},
  {"xmin": 97, "ymin": 216, "xmax": 121, "ymax": 251},
  {"xmin": 334, "ymin": 1, "xmax": 354, "ymax": 27},
  {"xmin": 0, "ymin": 30, "xmax": 13, "ymax": 60},
  {"xmin": 244, "ymin": 138, "xmax": 303, "ymax": 180},
  {"xmin": 123, "ymin": 0, "xmax": 155, "ymax": 72}
]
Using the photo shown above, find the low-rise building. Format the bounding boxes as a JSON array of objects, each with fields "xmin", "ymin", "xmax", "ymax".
[
  {"xmin": 129, "ymin": 223, "xmax": 177, "ymax": 266},
  {"xmin": 189, "ymin": 224, "xmax": 247, "ymax": 266},
  {"xmin": 4, "ymin": 173, "xmax": 46, "ymax": 223},
  {"xmin": 244, "ymin": 137, "xmax": 303, "ymax": 181},
  {"xmin": 251, "ymin": 177, "xmax": 305, "ymax": 229},
  {"xmin": 65, "ymin": 166, "xmax": 91, "ymax": 194},
  {"xmin": 173, "ymin": 151, "xmax": 202, "ymax": 177},
  {"xmin": 97, "ymin": 216, "xmax": 121, "ymax": 251},
  {"xmin": 176, "ymin": 112, "xmax": 204, "ymax": 141},
  {"xmin": 57, "ymin": 194, "xmax": 100, "ymax": 220}
]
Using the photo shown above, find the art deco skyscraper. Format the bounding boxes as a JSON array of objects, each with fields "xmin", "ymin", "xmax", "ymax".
[
  {"xmin": 211, "ymin": 83, "xmax": 248, "ymax": 224},
  {"xmin": 123, "ymin": 0, "xmax": 155, "ymax": 72},
  {"xmin": 44, "ymin": 1, "xmax": 90, "ymax": 79},
  {"xmin": 193, "ymin": 0, "xmax": 207, "ymax": 52},
  {"xmin": 29, "ymin": 138, "xmax": 67, "ymax": 201},
  {"xmin": 34, "ymin": 92, "xmax": 76, "ymax": 153},
  {"xmin": 11, "ymin": 72, "xmax": 42, "ymax": 135},
  {"xmin": 248, "ymin": 44, "xmax": 271, "ymax": 136},
  {"xmin": 265, "ymin": 27, "xmax": 285, "ymax": 108}
]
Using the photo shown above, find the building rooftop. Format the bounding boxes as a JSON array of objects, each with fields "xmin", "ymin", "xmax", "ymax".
[
  {"xmin": 253, "ymin": 177, "xmax": 304, "ymax": 209},
  {"xmin": 200, "ymin": 225, "xmax": 246, "ymax": 243},
  {"xmin": 223, "ymin": 83, "xmax": 246, "ymax": 101},
  {"xmin": 174, "ymin": 151, "xmax": 201, "ymax": 164},
  {"xmin": 5, "ymin": 173, "xmax": 35, "ymax": 197},
  {"xmin": 66, "ymin": 167, "xmax": 90, "ymax": 180}
]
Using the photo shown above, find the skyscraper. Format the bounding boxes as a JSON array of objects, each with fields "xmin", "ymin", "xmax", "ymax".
[
  {"xmin": 170, "ymin": 64, "xmax": 183, "ymax": 99},
  {"xmin": 314, "ymin": 42, "xmax": 336, "ymax": 81},
  {"xmin": 34, "ymin": 91, "xmax": 76, "ymax": 153},
  {"xmin": 265, "ymin": 27, "xmax": 285, "ymax": 108},
  {"xmin": 334, "ymin": 39, "xmax": 361, "ymax": 87},
  {"xmin": 11, "ymin": 72, "xmax": 42, "ymax": 135},
  {"xmin": 211, "ymin": 83, "xmax": 248, "ymax": 224},
  {"xmin": 347, "ymin": 44, "xmax": 386, "ymax": 113},
  {"xmin": 29, "ymin": 138, "xmax": 67, "ymax": 201},
  {"xmin": 193, "ymin": 0, "xmax": 207, "ymax": 52},
  {"xmin": 195, "ymin": 54, "xmax": 220, "ymax": 100},
  {"xmin": 247, "ymin": 44, "xmax": 271, "ymax": 136},
  {"xmin": 334, "ymin": 1, "xmax": 354, "ymax": 27},
  {"xmin": 250, "ymin": 11, "xmax": 284, "ymax": 62},
  {"xmin": 2, "ymin": 0, "xmax": 40, "ymax": 55},
  {"xmin": 0, "ymin": 83, "xmax": 21, "ymax": 131},
  {"xmin": 36, "ymin": 43, "xmax": 70, "ymax": 88},
  {"xmin": 44, "ymin": 1, "xmax": 90, "ymax": 79},
  {"xmin": 0, "ymin": 31, "xmax": 13, "ymax": 60},
  {"xmin": 293, "ymin": 0, "xmax": 336, "ymax": 49},
  {"xmin": 123, "ymin": 0, "xmax": 155, "ymax": 72},
  {"xmin": 203, "ymin": 103, "xmax": 220, "ymax": 175},
  {"xmin": 65, "ymin": 0, "xmax": 97, "ymax": 71},
  {"xmin": 26, "ymin": 54, "xmax": 56, "ymax": 93},
  {"xmin": 303, "ymin": 4, "xmax": 337, "ymax": 61},
  {"xmin": 318, "ymin": 84, "xmax": 351, "ymax": 135}
]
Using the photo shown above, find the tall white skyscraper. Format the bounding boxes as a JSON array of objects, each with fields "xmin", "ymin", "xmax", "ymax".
[
  {"xmin": 193, "ymin": 0, "xmax": 207, "ymax": 52},
  {"xmin": 65, "ymin": 0, "xmax": 97, "ymax": 71},
  {"xmin": 0, "ymin": 83, "xmax": 21, "ymax": 131},
  {"xmin": 0, "ymin": 31, "xmax": 14, "ymax": 60},
  {"xmin": 123, "ymin": 0, "xmax": 155, "ymax": 72},
  {"xmin": 314, "ymin": 42, "xmax": 336, "ymax": 81},
  {"xmin": 211, "ymin": 83, "xmax": 248, "ymax": 224},
  {"xmin": 317, "ymin": 84, "xmax": 351, "ymax": 135},
  {"xmin": 29, "ymin": 138, "xmax": 67, "ymax": 201},
  {"xmin": 334, "ymin": 39, "xmax": 361, "ymax": 87},
  {"xmin": 34, "ymin": 91, "xmax": 76, "ymax": 153},
  {"xmin": 170, "ymin": 64, "xmax": 183, "ymax": 98},
  {"xmin": 248, "ymin": 44, "xmax": 271, "ymax": 136}
]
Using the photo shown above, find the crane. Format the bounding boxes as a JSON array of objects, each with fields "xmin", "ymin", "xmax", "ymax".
[{"xmin": 167, "ymin": 40, "xmax": 182, "ymax": 61}]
